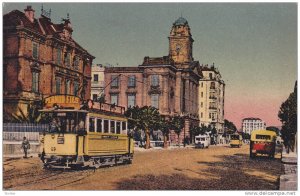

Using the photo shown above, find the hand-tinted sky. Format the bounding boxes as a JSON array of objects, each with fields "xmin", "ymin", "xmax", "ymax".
[{"xmin": 3, "ymin": 3, "xmax": 297, "ymax": 129}]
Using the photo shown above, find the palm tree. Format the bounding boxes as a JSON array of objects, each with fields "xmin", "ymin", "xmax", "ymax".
[
  {"xmin": 125, "ymin": 106, "xmax": 160, "ymax": 149},
  {"xmin": 171, "ymin": 115, "xmax": 184, "ymax": 147},
  {"xmin": 11, "ymin": 102, "xmax": 45, "ymax": 123},
  {"xmin": 158, "ymin": 117, "xmax": 171, "ymax": 148}
]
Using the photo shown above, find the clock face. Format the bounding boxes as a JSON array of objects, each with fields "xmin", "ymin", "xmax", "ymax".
[{"xmin": 176, "ymin": 43, "xmax": 182, "ymax": 53}]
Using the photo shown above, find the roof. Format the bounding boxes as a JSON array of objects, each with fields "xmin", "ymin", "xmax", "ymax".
[
  {"xmin": 105, "ymin": 67, "xmax": 141, "ymax": 73},
  {"xmin": 173, "ymin": 17, "xmax": 188, "ymax": 26},
  {"xmin": 4, "ymin": 8, "xmax": 94, "ymax": 58},
  {"xmin": 141, "ymin": 56, "xmax": 174, "ymax": 66}
]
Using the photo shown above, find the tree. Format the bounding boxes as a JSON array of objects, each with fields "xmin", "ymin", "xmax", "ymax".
[
  {"xmin": 224, "ymin": 119, "xmax": 237, "ymax": 133},
  {"xmin": 11, "ymin": 101, "xmax": 49, "ymax": 123},
  {"xmin": 170, "ymin": 115, "xmax": 184, "ymax": 147},
  {"xmin": 158, "ymin": 117, "xmax": 171, "ymax": 148},
  {"xmin": 125, "ymin": 106, "xmax": 160, "ymax": 149},
  {"xmin": 266, "ymin": 126, "xmax": 280, "ymax": 135},
  {"xmin": 278, "ymin": 82, "xmax": 297, "ymax": 152}
]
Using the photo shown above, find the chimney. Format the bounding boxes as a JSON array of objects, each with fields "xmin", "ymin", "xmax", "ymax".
[{"xmin": 24, "ymin": 6, "xmax": 35, "ymax": 23}]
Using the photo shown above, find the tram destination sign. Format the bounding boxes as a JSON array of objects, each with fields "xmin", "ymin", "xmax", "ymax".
[{"xmin": 44, "ymin": 95, "xmax": 81, "ymax": 109}]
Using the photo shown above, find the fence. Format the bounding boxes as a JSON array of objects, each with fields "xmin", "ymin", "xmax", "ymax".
[
  {"xmin": 3, "ymin": 123, "xmax": 49, "ymax": 157},
  {"xmin": 3, "ymin": 123, "xmax": 49, "ymax": 142}
]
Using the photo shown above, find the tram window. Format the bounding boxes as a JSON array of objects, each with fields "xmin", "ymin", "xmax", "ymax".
[
  {"xmin": 116, "ymin": 121, "xmax": 121, "ymax": 134},
  {"xmin": 111, "ymin": 120, "xmax": 115, "ymax": 133},
  {"xmin": 104, "ymin": 120, "xmax": 109, "ymax": 133},
  {"xmin": 122, "ymin": 121, "xmax": 127, "ymax": 133},
  {"xmin": 97, "ymin": 119, "xmax": 102, "ymax": 133},
  {"xmin": 89, "ymin": 118, "xmax": 95, "ymax": 132}
]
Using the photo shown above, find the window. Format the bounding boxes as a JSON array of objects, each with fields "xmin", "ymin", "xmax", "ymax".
[
  {"xmin": 111, "ymin": 94, "xmax": 118, "ymax": 105},
  {"xmin": 64, "ymin": 52, "xmax": 71, "ymax": 67},
  {"xmin": 201, "ymin": 102, "xmax": 203, "ymax": 108},
  {"xmin": 122, "ymin": 121, "xmax": 127, "ymax": 134},
  {"xmin": 92, "ymin": 94, "xmax": 97, "ymax": 101},
  {"xmin": 94, "ymin": 74, "xmax": 98, "ymax": 82},
  {"xmin": 116, "ymin": 121, "xmax": 121, "ymax": 134},
  {"xmin": 151, "ymin": 75, "xmax": 159, "ymax": 87},
  {"xmin": 201, "ymin": 82, "xmax": 203, "ymax": 87},
  {"xmin": 97, "ymin": 119, "xmax": 102, "ymax": 133},
  {"xmin": 56, "ymin": 48, "xmax": 62, "ymax": 65},
  {"xmin": 127, "ymin": 94, "xmax": 136, "ymax": 108},
  {"xmin": 111, "ymin": 75, "xmax": 119, "ymax": 88},
  {"xmin": 104, "ymin": 120, "xmax": 109, "ymax": 133},
  {"xmin": 74, "ymin": 56, "xmax": 79, "ymax": 70},
  {"xmin": 201, "ymin": 92, "xmax": 203, "ymax": 98},
  {"xmin": 73, "ymin": 81, "xmax": 79, "ymax": 96},
  {"xmin": 201, "ymin": 112, "xmax": 203, "ymax": 118},
  {"xmin": 128, "ymin": 76, "xmax": 136, "ymax": 88},
  {"xmin": 32, "ymin": 72, "xmax": 39, "ymax": 93},
  {"xmin": 209, "ymin": 73, "xmax": 213, "ymax": 79},
  {"xmin": 65, "ymin": 79, "xmax": 70, "ymax": 94},
  {"xmin": 210, "ymin": 82, "xmax": 215, "ymax": 89},
  {"xmin": 56, "ymin": 77, "xmax": 61, "ymax": 94},
  {"xmin": 151, "ymin": 94, "xmax": 159, "ymax": 109},
  {"xmin": 89, "ymin": 118, "xmax": 95, "ymax": 132},
  {"xmin": 32, "ymin": 42, "xmax": 39, "ymax": 59},
  {"xmin": 110, "ymin": 120, "xmax": 115, "ymax": 133}
]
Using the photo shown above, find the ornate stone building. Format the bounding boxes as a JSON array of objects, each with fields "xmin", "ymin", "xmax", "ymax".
[
  {"xmin": 199, "ymin": 64, "xmax": 225, "ymax": 143},
  {"xmin": 3, "ymin": 6, "xmax": 94, "ymax": 119},
  {"xmin": 105, "ymin": 17, "xmax": 202, "ymax": 143}
]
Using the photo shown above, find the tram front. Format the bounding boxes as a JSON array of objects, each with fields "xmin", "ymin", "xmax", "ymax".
[{"xmin": 39, "ymin": 95, "xmax": 87, "ymax": 169}]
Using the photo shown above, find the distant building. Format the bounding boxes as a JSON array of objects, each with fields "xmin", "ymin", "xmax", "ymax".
[
  {"xmin": 3, "ymin": 6, "xmax": 94, "ymax": 120},
  {"xmin": 242, "ymin": 118, "xmax": 266, "ymax": 135},
  {"xmin": 199, "ymin": 64, "xmax": 225, "ymax": 143},
  {"xmin": 91, "ymin": 64, "xmax": 105, "ymax": 101},
  {"xmin": 105, "ymin": 17, "xmax": 202, "ymax": 143}
]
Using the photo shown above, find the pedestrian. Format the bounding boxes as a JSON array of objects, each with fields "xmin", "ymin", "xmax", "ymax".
[{"xmin": 21, "ymin": 136, "xmax": 30, "ymax": 158}]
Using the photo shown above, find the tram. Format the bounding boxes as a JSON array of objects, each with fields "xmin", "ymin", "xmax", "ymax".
[
  {"xmin": 39, "ymin": 95, "xmax": 134, "ymax": 169},
  {"xmin": 230, "ymin": 133, "xmax": 243, "ymax": 148}
]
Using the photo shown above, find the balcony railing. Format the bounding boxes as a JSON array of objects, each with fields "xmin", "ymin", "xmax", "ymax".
[{"xmin": 91, "ymin": 81, "xmax": 105, "ymax": 87}]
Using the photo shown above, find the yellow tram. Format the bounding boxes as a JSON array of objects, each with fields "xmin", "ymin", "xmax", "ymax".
[{"xmin": 39, "ymin": 95, "xmax": 134, "ymax": 169}]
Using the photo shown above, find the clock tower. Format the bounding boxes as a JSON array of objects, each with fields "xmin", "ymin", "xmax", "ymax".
[{"xmin": 169, "ymin": 17, "xmax": 194, "ymax": 64}]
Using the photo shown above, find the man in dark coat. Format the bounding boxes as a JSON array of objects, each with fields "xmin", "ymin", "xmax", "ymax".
[{"xmin": 21, "ymin": 137, "xmax": 30, "ymax": 158}]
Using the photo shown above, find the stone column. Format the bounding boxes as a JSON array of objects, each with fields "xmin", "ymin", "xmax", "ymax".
[
  {"xmin": 185, "ymin": 79, "xmax": 190, "ymax": 113},
  {"xmin": 162, "ymin": 74, "xmax": 169, "ymax": 113},
  {"xmin": 175, "ymin": 72, "xmax": 182, "ymax": 113}
]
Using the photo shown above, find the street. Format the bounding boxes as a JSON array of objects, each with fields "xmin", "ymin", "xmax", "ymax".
[{"xmin": 3, "ymin": 144, "xmax": 283, "ymax": 190}]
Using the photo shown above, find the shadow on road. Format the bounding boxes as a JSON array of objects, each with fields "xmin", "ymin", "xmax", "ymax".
[{"xmin": 115, "ymin": 153, "xmax": 283, "ymax": 190}]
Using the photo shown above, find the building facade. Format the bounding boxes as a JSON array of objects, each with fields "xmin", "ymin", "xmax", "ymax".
[
  {"xmin": 3, "ymin": 6, "xmax": 94, "ymax": 119},
  {"xmin": 242, "ymin": 118, "xmax": 266, "ymax": 135},
  {"xmin": 105, "ymin": 17, "xmax": 202, "ymax": 143},
  {"xmin": 91, "ymin": 64, "xmax": 105, "ymax": 101},
  {"xmin": 199, "ymin": 64, "xmax": 225, "ymax": 143}
]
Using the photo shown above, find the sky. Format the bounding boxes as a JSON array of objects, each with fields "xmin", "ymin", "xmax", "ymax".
[{"xmin": 2, "ymin": 2, "xmax": 297, "ymax": 129}]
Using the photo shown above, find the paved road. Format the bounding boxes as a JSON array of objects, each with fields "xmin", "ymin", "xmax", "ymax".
[{"xmin": 3, "ymin": 144, "xmax": 283, "ymax": 190}]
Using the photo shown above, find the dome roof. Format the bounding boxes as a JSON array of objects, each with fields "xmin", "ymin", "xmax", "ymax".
[{"xmin": 173, "ymin": 17, "xmax": 188, "ymax": 26}]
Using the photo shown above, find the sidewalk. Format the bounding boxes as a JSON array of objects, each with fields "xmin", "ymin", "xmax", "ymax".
[
  {"xmin": 134, "ymin": 143, "xmax": 229, "ymax": 152},
  {"xmin": 279, "ymin": 150, "xmax": 297, "ymax": 191}
]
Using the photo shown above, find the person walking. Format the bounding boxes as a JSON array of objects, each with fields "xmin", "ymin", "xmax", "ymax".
[{"xmin": 21, "ymin": 137, "xmax": 30, "ymax": 158}]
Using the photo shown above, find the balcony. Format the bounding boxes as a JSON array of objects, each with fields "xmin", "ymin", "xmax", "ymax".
[{"xmin": 91, "ymin": 81, "xmax": 105, "ymax": 88}]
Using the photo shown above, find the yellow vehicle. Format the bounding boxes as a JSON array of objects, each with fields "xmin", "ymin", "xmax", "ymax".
[
  {"xmin": 39, "ymin": 95, "xmax": 134, "ymax": 169},
  {"xmin": 250, "ymin": 130, "xmax": 277, "ymax": 158},
  {"xmin": 230, "ymin": 134, "xmax": 243, "ymax": 148}
]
